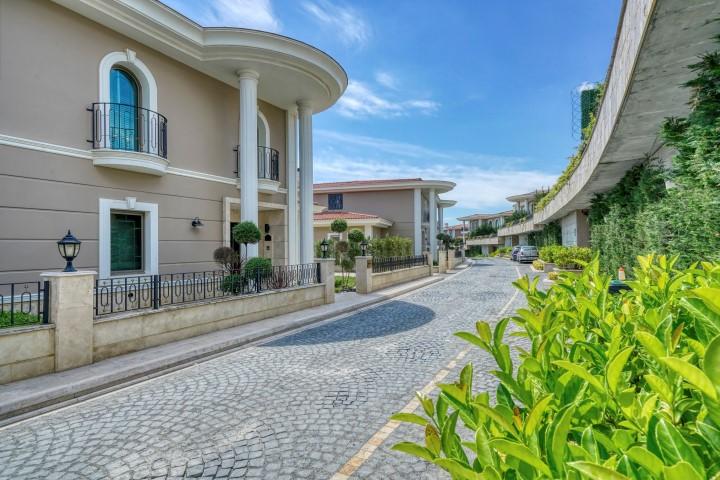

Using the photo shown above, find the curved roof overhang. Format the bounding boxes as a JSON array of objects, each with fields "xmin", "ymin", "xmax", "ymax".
[
  {"xmin": 438, "ymin": 199, "xmax": 457, "ymax": 208},
  {"xmin": 314, "ymin": 179, "xmax": 456, "ymax": 195},
  {"xmin": 52, "ymin": 0, "xmax": 348, "ymax": 112},
  {"xmin": 536, "ymin": 0, "xmax": 720, "ymax": 223}
]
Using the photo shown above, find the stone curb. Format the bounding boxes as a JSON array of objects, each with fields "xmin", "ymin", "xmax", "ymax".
[{"xmin": 0, "ymin": 268, "xmax": 469, "ymax": 427}]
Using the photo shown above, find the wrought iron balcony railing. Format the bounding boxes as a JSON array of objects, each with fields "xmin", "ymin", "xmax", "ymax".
[
  {"xmin": 88, "ymin": 102, "xmax": 168, "ymax": 158},
  {"xmin": 234, "ymin": 146, "xmax": 280, "ymax": 181}
]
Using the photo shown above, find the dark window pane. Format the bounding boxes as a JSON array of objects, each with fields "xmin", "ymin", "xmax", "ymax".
[
  {"xmin": 110, "ymin": 67, "xmax": 139, "ymax": 151},
  {"xmin": 111, "ymin": 213, "xmax": 143, "ymax": 273},
  {"xmin": 328, "ymin": 194, "xmax": 343, "ymax": 210}
]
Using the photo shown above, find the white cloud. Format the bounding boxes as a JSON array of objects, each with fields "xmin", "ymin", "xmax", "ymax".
[
  {"xmin": 577, "ymin": 81, "xmax": 599, "ymax": 92},
  {"xmin": 314, "ymin": 131, "xmax": 558, "ymax": 217},
  {"xmin": 301, "ymin": 0, "xmax": 370, "ymax": 48},
  {"xmin": 336, "ymin": 81, "xmax": 440, "ymax": 119},
  {"xmin": 191, "ymin": 0, "xmax": 281, "ymax": 32},
  {"xmin": 374, "ymin": 71, "xmax": 399, "ymax": 90}
]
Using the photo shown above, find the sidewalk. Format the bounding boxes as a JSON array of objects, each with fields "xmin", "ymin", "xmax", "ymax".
[{"xmin": 0, "ymin": 265, "xmax": 468, "ymax": 426}]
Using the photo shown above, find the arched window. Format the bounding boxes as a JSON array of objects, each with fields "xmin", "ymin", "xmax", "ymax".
[{"xmin": 109, "ymin": 67, "xmax": 140, "ymax": 151}]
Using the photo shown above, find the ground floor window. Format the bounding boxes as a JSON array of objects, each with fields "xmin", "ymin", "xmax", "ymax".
[{"xmin": 111, "ymin": 212, "xmax": 144, "ymax": 273}]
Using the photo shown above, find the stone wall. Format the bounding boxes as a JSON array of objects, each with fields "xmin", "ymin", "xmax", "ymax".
[{"xmin": 0, "ymin": 325, "xmax": 55, "ymax": 384}]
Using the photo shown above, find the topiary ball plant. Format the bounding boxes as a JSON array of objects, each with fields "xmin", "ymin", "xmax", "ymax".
[
  {"xmin": 330, "ymin": 219, "xmax": 348, "ymax": 234},
  {"xmin": 347, "ymin": 229, "xmax": 365, "ymax": 243}
]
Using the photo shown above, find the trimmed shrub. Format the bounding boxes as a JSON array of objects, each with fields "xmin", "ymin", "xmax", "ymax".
[
  {"xmin": 392, "ymin": 255, "xmax": 720, "ymax": 479},
  {"xmin": 369, "ymin": 236, "xmax": 412, "ymax": 258}
]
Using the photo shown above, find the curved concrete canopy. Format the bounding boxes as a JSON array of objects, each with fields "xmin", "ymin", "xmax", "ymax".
[
  {"xmin": 536, "ymin": 0, "xmax": 720, "ymax": 223},
  {"xmin": 52, "ymin": 0, "xmax": 348, "ymax": 112},
  {"xmin": 314, "ymin": 179, "xmax": 456, "ymax": 195}
]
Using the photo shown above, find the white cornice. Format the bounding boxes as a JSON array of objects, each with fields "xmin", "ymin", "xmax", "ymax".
[
  {"xmin": 0, "ymin": 133, "xmax": 236, "ymax": 186},
  {"xmin": 51, "ymin": 0, "xmax": 347, "ymax": 112},
  {"xmin": 314, "ymin": 218, "xmax": 393, "ymax": 228},
  {"xmin": 314, "ymin": 180, "xmax": 456, "ymax": 195}
]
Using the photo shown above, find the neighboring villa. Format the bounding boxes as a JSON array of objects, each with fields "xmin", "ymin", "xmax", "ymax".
[
  {"xmin": 459, "ymin": 211, "xmax": 512, "ymax": 256},
  {"xmin": 313, "ymin": 178, "xmax": 456, "ymax": 259},
  {"xmin": 443, "ymin": 224, "xmax": 466, "ymax": 239},
  {"xmin": 0, "ymin": 0, "xmax": 347, "ymax": 284}
]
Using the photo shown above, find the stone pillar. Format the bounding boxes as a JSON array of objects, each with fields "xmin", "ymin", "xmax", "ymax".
[
  {"xmin": 438, "ymin": 249, "xmax": 447, "ymax": 274},
  {"xmin": 316, "ymin": 258, "xmax": 335, "ymax": 304},
  {"xmin": 286, "ymin": 107, "xmax": 299, "ymax": 265},
  {"xmin": 413, "ymin": 188, "xmax": 422, "ymax": 255},
  {"xmin": 298, "ymin": 101, "xmax": 314, "ymax": 264},
  {"xmin": 355, "ymin": 255, "xmax": 372, "ymax": 294},
  {"xmin": 428, "ymin": 189, "xmax": 437, "ymax": 261},
  {"xmin": 41, "ymin": 271, "xmax": 96, "ymax": 372},
  {"xmin": 363, "ymin": 225, "xmax": 372, "ymax": 238},
  {"xmin": 438, "ymin": 206, "xmax": 444, "ymax": 236},
  {"xmin": 424, "ymin": 251, "xmax": 433, "ymax": 275},
  {"xmin": 238, "ymin": 69, "xmax": 260, "ymax": 258}
]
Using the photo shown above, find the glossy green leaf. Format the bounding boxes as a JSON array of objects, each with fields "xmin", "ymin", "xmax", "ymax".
[
  {"xmin": 660, "ymin": 356, "xmax": 717, "ymax": 400},
  {"xmin": 606, "ymin": 346, "xmax": 634, "ymax": 395},
  {"xmin": 488, "ymin": 439, "xmax": 551, "ymax": 477},
  {"xmin": 645, "ymin": 374, "xmax": 673, "ymax": 404},
  {"xmin": 552, "ymin": 360, "xmax": 604, "ymax": 392},
  {"xmin": 650, "ymin": 417, "xmax": 705, "ymax": 478},
  {"xmin": 568, "ymin": 461, "xmax": 631, "ymax": 480},
  {"xmin": 417, "ymin": 392, "xmax": 434, "ymax": 418},
  {"xmin": 548, "ymin": 404, "xmax": 575, "ymax": 476},
  {"xmin": 392, "ymin": 442, "xmax": 435, "ymax": 462},
  {"xmin": 523, "ymin": 394, "xmax": 553, "ymax": 437},
  {"xmin": 635, "ymin": 331, "xmax": 666, "ymax": 359},
  {"xmin": 697, "ymin": 421, "xmax": 720, "ymax": 454},
  {"xmin": 705, "ymin": 335, "xmax": 720, "ymax": 390},
  {"xmin": 455, "ymin": 331, "xmax": 487, "ymax": 350},
  {"xmin": 433, "ymin": 458, "xmax": 479, "ymax": 480},
  {"xmin": 474, "ymin": 425, "xmax": 494, "ymax": 467},
  {"xmin": 425, "ymin": 424, "xmax": 441, "ymax": 456},
  {"xmin": 663, "ymin": 461, "xmax": 704, "ymax": 480},
  {"xmin": 690, "ymin": 287, "xmax": 720, "ymax": 315},
  {"xmin": 625, "ymin": 446, "xmax": 664, "ymax": 476},
  {"xmin": 390, "ymin": 413, "xmax": 428, "ymax": 426}
]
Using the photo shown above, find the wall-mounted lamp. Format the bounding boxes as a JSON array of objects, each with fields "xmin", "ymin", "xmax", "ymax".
[{"xmin": 191, "ymin": 217, "xmax": 204, "ymax": 228}]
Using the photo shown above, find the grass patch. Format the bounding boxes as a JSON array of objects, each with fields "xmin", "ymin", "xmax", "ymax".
[
  {"xmin": 0, "ymin": 310, "xmax": 41, "ymax": 329},
  {"xmin": 334, "ymin": 274, "xmax": 356, "ymax": 293}
]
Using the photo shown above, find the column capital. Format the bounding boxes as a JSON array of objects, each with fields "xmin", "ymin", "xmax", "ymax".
[
  {"xmin": 236, "ymin": 69, "xmax": 260, "ymax": 82},
  {"xmin": 297, "ymin": 99, "xmax": 313, "ymax": 112}
]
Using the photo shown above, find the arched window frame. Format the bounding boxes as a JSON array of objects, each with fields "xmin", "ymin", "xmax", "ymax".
[
  {"xmin": 99, "ymin": 49, "xmax": 157, "ymax": 112},
  {"xmin": 257, "ymin": 110, "xmax": 270, "ymax": 147}
]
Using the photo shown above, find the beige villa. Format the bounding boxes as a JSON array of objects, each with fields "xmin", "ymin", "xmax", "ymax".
[
  {"xmin": 313, "ymin": 178, "xmax": 456, "ymax": 259},
  {"xmin": 0, "ymin": 0, "xmax": 347, "ymax": 284}
]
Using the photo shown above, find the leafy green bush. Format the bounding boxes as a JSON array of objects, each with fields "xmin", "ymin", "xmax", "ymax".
[
  {"xmin": 330, "ymin": 219, "xmax": 348, "ymax": 233},
  {"xmin": 244, "ymin": 257, "xmax": 272, "ymax": 278},
  {"xmin": 539, "ymin": 245, "xmax": 562, "ymax": 263},
  {"xmin": 554, "ymin": 246, "xmax": 591, "ymax": 269},
  {"xmin": 491, "ymin": 246, "xmax": 511, "ymax": 257},
  {"xmin": 369, "ymin": 236, "xmax": 412, "ymax": 258},
  {"xmin": 220, "ymin": 273, "xmax": 245, "ymax": 294},
  {"xmin": 531, "ymin": 259, "xmax": 544, "ymax": 271},
  {"xmin": 0, "ymin": 311, "xmax": 41, "ymax": 329},
  {"xmin": 392, "ymin": 255, "xmax": 720, "ymax": 479},
  {"xmin": 470, "ymin": 224, "xmax": 497, "ymax": 238},
  {"xmin": 348, "ymin": 229, "xmax": 365, "ymax": 243}
]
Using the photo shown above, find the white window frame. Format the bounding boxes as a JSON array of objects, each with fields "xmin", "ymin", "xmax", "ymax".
[
  {"xmin": 99, "ymin": 49, "xmax": 157, "ymax": 112},
  {"xmin": 99, "ymin": 198, "xmax": 158, "ymax": 278}
]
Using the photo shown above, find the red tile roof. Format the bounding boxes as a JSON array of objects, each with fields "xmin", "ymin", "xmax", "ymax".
[
  {"xmin": 314, "ymin": 210, "xmax": 380, "ymax": 220},
  {"xmin": 314, "ymin": 178, "xmax": 422, "ymax": 188}
]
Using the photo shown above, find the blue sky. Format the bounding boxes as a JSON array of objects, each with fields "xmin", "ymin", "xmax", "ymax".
[{"xmin": 164, "ymin": 0, "xmax": 622, "ymax": 225}]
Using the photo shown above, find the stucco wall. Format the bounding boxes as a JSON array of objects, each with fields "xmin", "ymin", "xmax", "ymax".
[
  {"xmin": 0, "ymin": 325, "xmax": 55, "ymax": 384},
  {"xmin": 370, "ymin": 265, "xmax": 429, "ymax": 291},
  {"xmin": 0, "ymin": 0, "xmax": 291, "ymax": 283},
  {"xmin": 93, "ymin": 284, "xmax": 325, "ymax": 361},
  {"xmin": 314, "ymin": 190, "xmax": 415, "ymax": 238}
]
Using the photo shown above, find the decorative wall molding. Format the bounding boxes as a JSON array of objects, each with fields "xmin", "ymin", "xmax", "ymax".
[{"xmin": 0, "ymin": 133, "xmax": 237, "ymax": 185}]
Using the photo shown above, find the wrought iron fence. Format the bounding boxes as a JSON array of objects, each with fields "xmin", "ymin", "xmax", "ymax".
[
  {"xmin": 455, "ymin": 248, "xmax": 463, "ymax": 258},
  {"xmin": 94, "ymin": 263, "xmax": 320, "ymax": 317},
  {"xmin": 0, "ymin": 281, "xmax": 50, "ymax": 329},
  {"xmin": 234, "ymin": 146, "xmax": 280, "ymax": 181},
  {"xmin": 88, "ymin": 102, "xmax": 168, "ymax": 158},
  {"xmin": 372, "ymin": 255, "xmax": 427, "ymax": 274}
]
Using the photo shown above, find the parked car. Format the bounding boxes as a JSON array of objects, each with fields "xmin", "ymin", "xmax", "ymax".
[
  {"xmin": 511, "ymin": 246, "xmax": 521, "ymax": 261},
  {"xmin": 517, "ymin": 246, "xmax": 539, "ymax": 263}
]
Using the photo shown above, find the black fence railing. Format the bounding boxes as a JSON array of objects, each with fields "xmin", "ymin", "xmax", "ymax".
[
  {"xmin": 88, "ymin": 102, "xmax": 168, "ymax": 158},
  {"xmin": 94, "ymin": 263, "xmax": 320, "ymax": 317},
  {"xmin": 372, "ymin": 255, "xmax": 427, "ymax": 274},
  {"xmin": 234, "ymin": 146, "xmax": 279, "ymax": 181},
  {"xmin": 0, "ymin": 281, "xmax": 50, "ymax": 329}
]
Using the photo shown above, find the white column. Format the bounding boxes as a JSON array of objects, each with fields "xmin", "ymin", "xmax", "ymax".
[
  {"xmin": 238, "ymin": 69, "xmax": 259, "ymax": 258},
  {"xmin": 439, "ymin": 205, "xmax": 444, "ymax": 234},
  {"xmin": 429, "ymin": 189, "xmax": 437, "ymax": 260},
  {"xmin": 298, "ymin": 100, "xmax": 314, "ymax": 264},
  {"xmin": 364, "ymin": 224, "xmax": 372, "ymax": 238},
  {"xmin": 286, "ymin": 107, "xmax": 298, "ymax": 265},
  {"xmin": 413, "ymin": 188, "xmax": 422, "ymax": 255}
]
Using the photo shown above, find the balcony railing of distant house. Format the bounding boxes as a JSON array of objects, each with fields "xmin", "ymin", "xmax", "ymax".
[
  {"xmin": 234, "ymin": 146, "xmax": 280, "ymax": 181},
  {"xmin": 88, "ymin": 102, "xmax": 168, "ymax": 158},
  {"xmin": 94, "ymin": 263, "xmax": 320, "ymax": 317}
]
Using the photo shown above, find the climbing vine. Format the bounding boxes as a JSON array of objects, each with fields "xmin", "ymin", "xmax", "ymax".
[{"xmin": 589, "ymin": 46, "xmax": 720, "ymax": 273}]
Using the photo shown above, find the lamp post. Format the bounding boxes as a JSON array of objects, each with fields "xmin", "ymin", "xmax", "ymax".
[
  {"xmin": 360, "ymin": 240, "xmax": 368, "ymax": 257},
  {"xmin": 57, "ymin": 230, "xmax": 81, "ymax": 272},
  {"xmin": 320, "ymin": 239, "xmax": 329, "ymax": 259}
]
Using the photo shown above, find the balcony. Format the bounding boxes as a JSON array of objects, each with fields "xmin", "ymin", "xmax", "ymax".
[
  {"xmin": 235, "ymin": 146, "xmax": 281, "ymax": 194},
  {"xmin": 88, "ymin": 102, "xmax": 169, "ymax": 175}
]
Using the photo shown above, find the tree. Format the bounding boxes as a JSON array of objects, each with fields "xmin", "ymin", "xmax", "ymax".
[
  {"xmin": 330, "ymin": 219, "xmax": 348, "ymax": 235},
  {"xmin": 232, "ymin": 221, "xmax": 261, "ymax": 260}
]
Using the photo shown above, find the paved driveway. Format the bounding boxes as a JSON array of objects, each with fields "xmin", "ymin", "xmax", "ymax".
[{"xmin": 0, "ymin": 259, "xmax": 530, "ymax": 479}]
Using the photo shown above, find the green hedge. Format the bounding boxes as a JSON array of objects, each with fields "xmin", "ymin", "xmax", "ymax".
[
  {"xmin": 369, "ymin": 236, "xmax": 412, "ymax": 258},
  {"xmin": 391, "ymin": 255, "xmax": 720, "ymax": 479}
]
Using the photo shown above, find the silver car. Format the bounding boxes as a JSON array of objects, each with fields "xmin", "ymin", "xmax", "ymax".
[{"xmin": 517, "ymin": 246, "xmax": 538, "ymax": 263}]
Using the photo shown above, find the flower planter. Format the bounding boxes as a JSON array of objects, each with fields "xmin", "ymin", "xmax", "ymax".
[{"xmin": 543, "ymin": 262, "xmax": 555, "ymax": 273}]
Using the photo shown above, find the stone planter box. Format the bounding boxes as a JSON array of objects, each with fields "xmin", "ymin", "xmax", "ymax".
[{"xmin": 543, "ymin": 262, "xmax": 555, "ymax": 273}]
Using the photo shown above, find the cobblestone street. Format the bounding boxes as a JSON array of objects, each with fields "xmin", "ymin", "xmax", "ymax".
[{"xmin": 0, "ymin": 259, "xmax": 531, "ymax": 479}]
